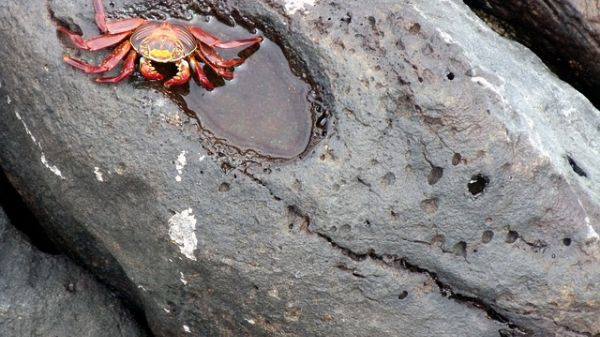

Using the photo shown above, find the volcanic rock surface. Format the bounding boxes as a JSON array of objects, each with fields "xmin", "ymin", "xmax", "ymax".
[
  {"xmin": 0, "ymin": 0, "xmax": 599, "ymax": 336},
  {"xmin": 0, "ymin": 202, "xmax": 147, "ymax": 337},
  {"xmin": 464, "ymin": 0, "xmax": 600, "ymax": 108}
]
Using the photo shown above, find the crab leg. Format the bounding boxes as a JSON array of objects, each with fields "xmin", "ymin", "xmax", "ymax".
[
  {"xmin": 195, "ymin": 50, "xmax": 234, "ymax": 80},
  {"xmin": 198, "ymin": 43, "xmax": 245, "ymax": 68},
  {"xmin": 188, "ymin": 26, "xmax": 263, "ymax": 49},
  {"xmin": 164, "ymin": 60, "xmax": 192, "ymax": 88},
  {"xmin": 106, "ymin": 18, "xmax": 147, "ymax": 34},
  {"xmin": 57, "ymin": 25, "xmax": 131, "ymax": 51},
  {"xmin": 92, "ymin": 0, "xmax": 109, "ymax": 32},
  {"xmin": 139, "ymin": 57, "xmax": 164, "ymax": 81},
  {"xmin": 212, "ymin": 36, "xmax": 264, "ymax": 49},
  {"xmin": 96, "ymin": 50, "xmax": 138, "ymax": 83},
  {"xmin": 189, "ymin": 55, "xmax": 214, "ymax": 90},
  {"xmin": 92, "ymin": 0, "xmax": 146, "ymax": 34},
  {"xmin": 64, "ymin": 40, "xmax": 132, "ymax": 74}
]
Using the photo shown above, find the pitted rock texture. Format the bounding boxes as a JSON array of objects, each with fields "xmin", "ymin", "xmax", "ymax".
[
  {"xmin": 1, "ymin": 0, "xmax": 600, "ymax": 336},
  {"xmin": 464, "ymin": 0, "xmax": 600, "ymax": 108},
  {"xmin": 0, "ymin": 204, "xmax": 147, "ymax": 337}
]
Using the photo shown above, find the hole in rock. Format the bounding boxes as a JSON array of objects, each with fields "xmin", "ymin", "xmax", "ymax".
[
  {"xmin": 160, "ymin": 17, "xmax": 326, "ymax": 160},
  {"xmin": 428, "ymin": 166, "xmax": 444, "ymax": 185},
  {"xmin": 0, "ymin": 168, "xmax": 59, "ymax": 254},
  {"xmin": 446, "ymin": 72, "xmax": 455, "ymax": 80},
  {"xmin": 562, "ymin": 238, "xmax": 571, "ymax": 246},
  {"xmin": 467, "ymin": 174, "xmax": 489, "ymax": 196},
  {"xmin": 452, "ymin": 241, "xmax": 467, "ymax": 257},
  {"xmin": 481, "ymin": 230, "xmax": 494, "ymax": 243},
  {"xmin": 381, "ymin": 172, "xmax": 396, "ymax": 186},
  {"xmin": 451, "ymin": 153, "xmax": 461, "ymax": 165},
  {"xmin": 566, "ymin": 155, "xmax": 587, "ymax": 177},
  {"xmin": 420, "ymin": 198, "xmax": 439, "ymax": 214},
  {"xmin": 398, "ymin": 291, "xmax": 408, "ymax": 300},
  {"xmin": 505, "ymin": 231, "xmax": 519, "ymax": 244}
]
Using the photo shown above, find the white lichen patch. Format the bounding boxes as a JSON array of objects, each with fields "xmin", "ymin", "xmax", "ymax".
[
  {"xmin": 284, "ymin": 0, "xmax": 316, "ymax": 15},
  {"xmin": 155, "ymin": 97, "xmax": 167, "ymax": 108},
  {"xmin": 161, "ymin": 112, "xmax": 183, "ymax": 127},
  {"xmin": 94, "ymin": 167, "xmax": 105, "ymax": 182},
  {"xmin": 175, "ymin": 151, "xmax": 187, "ymax": 182},
  {"xmin": 41, "ymin": 154, "xmax": 65, "ymax": 179},
  {"xmin": 168, "ymin": 209, "xmax": 198, "ymax": 261},
  {"xmin": 6, "ymin": 95, "xmax": 11, "ymax": 104},
  {"xmin": 183, "ymin": 325, "xmax": 191, "ymax": 333},
  {"xmin": 562, "ymin": 107, "xmax": 577, "ymax": 117}
]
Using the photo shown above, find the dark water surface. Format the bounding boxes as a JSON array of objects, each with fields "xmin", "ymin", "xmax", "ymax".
[{"xmin": 170, "ymin": 17, "xmax": 314, "ymax": 159}]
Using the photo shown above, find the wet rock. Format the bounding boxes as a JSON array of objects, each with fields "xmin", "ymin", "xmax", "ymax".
[
  {"xmin": 0, "ymin": 203, "xmax": 147, "ymax": 336},
  {"xmin": 1, "ymin": 0, "xmax": 600, "ymax": 336},
  {"xmin": 464, "ymin": 0, "xmax": 600, "ymax": 107}
]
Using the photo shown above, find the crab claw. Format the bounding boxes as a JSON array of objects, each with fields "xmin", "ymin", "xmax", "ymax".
[
  {"xmin": 164, "ymin": 60, "xmax": 191, "ymax": 88},
  {"xmin": 96, "ymin": 50, "xmax": 138, "ymax": 83},
  {"xmin": 139, "ymin": 57, "xmax": 164, "ymax": 81}
]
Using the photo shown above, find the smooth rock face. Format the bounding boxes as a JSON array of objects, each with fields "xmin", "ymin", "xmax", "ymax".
[
  {"xmin": 1, "ymin": 0, "xmax": 600, "ymax": 336},
  {"xmin": 464, "ymin": 0, "xmax": 600, "ymax": 107},
  {"xmin": 0, "ymin": 207, "xmax": 147, "ymax": 337}
]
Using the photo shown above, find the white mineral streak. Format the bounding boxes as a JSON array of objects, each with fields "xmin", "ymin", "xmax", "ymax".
[
  {"xmin": 471, "ymin": 77, "xmax": 503, "ymax": 98},
  {"xmin": 436, "ymin": 28, "xmax": 455, "ymax": 44},
  {"xmin": 15, "ymin": 111, "xmax": 37, "ymax": 145},
  {"xmin": 284, "ymin": 0, "xmax": 316, "ymax": 14},
  {"xmin": 41, "ymin": 154, "xmax": 65, "ymax": 179},
  {"xmin": 175, "ymin": 151, "xmax": 187, "ymax": 182},
  {"xmin": 574, "ymin": 194, "xmax": 599, "ymax": 242},
  {"xmin": 585, "ymin": 217, "xmax": 599, "ymax": 241},
  {"xmin": 15, "ymin": 111, "xmax": 66, "ymax": 179},
  {"xmin": 180, "ymin": 272, "xmax": 188, "ymax": 285},
  {"xmin": 168, "ymin": 209, "xmax": 198, "ymax": 261},
  {"xmin": 94, "ymin": 167, "xmax": 105, "ymax": 182}
]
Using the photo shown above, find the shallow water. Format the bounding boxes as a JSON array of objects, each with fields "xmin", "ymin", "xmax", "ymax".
[{"xmin": 169, "ymin": 17, "xmax": 314, "ymax": 159}]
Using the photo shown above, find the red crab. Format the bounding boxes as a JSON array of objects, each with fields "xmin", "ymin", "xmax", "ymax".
[{"xmin": 56, "ymin": 0, "xmax": 263, "ymax": 89}]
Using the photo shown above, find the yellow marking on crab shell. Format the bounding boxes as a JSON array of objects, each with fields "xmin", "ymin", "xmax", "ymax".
[{"xmin": 148, "ymin": 49, "xmax": 174, "ymax": 60}]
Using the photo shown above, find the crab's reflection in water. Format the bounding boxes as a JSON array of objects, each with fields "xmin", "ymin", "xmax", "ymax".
[{"xmin": 164, "ymin": 18, "xmax": 314, "ymax": 159}]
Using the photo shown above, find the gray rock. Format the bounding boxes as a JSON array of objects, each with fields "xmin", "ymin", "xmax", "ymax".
[
  {"xmin": 465, "ymin": 0, "xmax": 600, "ymax": 107},
  {"xmin": 0, "ymin": 205, "xmax": 147, "ymax": 336},
  {"xmin": 1, "ymin": 0, "xmax": 600, "ymax": 336}
]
